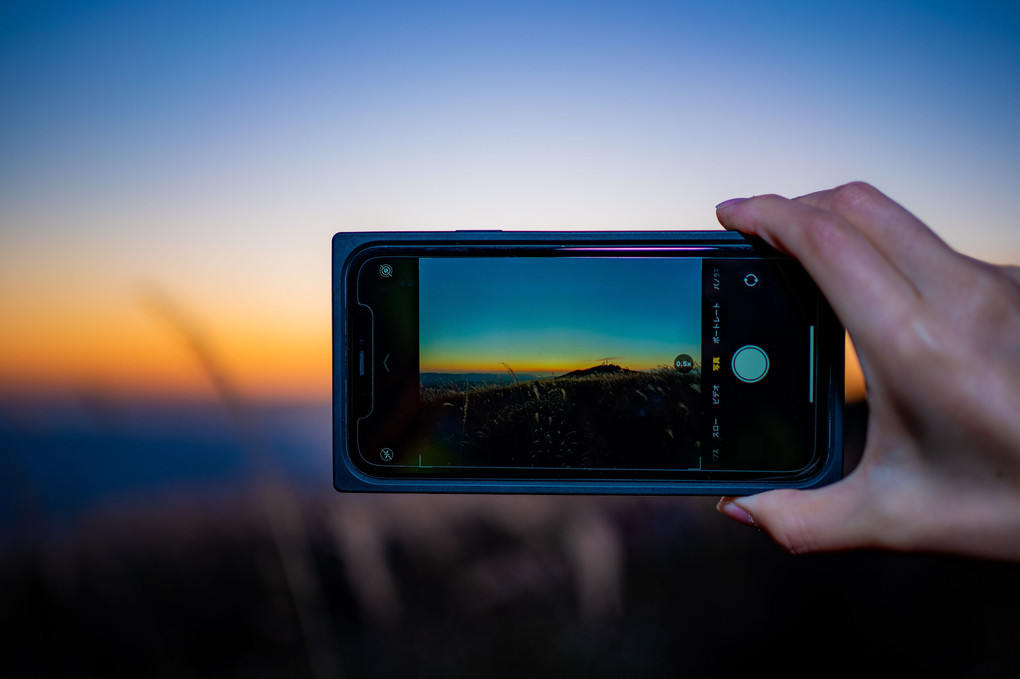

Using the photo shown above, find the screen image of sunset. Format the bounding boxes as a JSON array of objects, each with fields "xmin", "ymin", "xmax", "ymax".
[{"xmin": 418, "ymin": 257, "xmax": 701, "ymax": 378}]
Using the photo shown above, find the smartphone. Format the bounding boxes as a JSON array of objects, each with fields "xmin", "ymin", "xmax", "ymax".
[{"xmin": 333, "ymin": 231, "xmax": 843, "ymax": 495}]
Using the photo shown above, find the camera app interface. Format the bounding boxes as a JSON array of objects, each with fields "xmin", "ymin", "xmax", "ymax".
[{"xmin": 354, "ymin": 251, "xmax": 819, "ymax": 479}]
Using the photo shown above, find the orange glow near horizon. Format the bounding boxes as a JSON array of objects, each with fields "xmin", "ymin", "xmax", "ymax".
[
  {"xmin": 0, "ymin": 307, "xmax": 864, "ymax": 404},
  {"xmin": 419, "ymin": 358, "xmax": 669, "ymax": 375},
  {"xmin": 845, "ymin": 333, "xmax": 865, "ymax": 403},
  {"xmin": 0, "ymin": 300, "xmax": 332, "ymax": 402}
]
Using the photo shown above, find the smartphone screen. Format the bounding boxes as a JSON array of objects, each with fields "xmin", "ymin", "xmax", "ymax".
[{"xmin": 343, "ymin": 239, "xmax": 838, "ymax": 485}]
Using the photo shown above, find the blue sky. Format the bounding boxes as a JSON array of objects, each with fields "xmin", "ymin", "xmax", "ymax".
[{"xmin": 1, "ymin": 0, "xmax": 1018, "ymax": 396}]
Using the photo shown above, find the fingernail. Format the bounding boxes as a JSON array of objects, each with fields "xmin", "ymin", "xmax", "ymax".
[
  {"xmin": 715, "ymin": 197, "xmax": 749, "ymax": 210},
  {"xmin": 716, "ymin": 497, "xmax": 758, "ymax": 529}
]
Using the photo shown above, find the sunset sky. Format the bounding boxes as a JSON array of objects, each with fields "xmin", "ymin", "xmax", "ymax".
[
  {"xmin": 2, "ymin": 1, "xmax": 1019, "ymax": 400},
  {"xmin": 419, "ymin": 257, "xmax": 702, "ymax": 373}
]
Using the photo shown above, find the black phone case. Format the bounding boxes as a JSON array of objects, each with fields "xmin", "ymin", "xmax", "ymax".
[{"xmin": 333, "ymin": 230, "xmax": 843, "ymax": 495}]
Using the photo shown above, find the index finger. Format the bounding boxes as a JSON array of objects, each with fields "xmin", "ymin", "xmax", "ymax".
[{"xmin": 716, "ymin": 193, "xmax": 919, "ymax": 342}]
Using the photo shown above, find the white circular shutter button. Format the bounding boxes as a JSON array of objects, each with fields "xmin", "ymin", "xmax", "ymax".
[{"xmin": 732, "ymin": 345, "xmax": 769, "ymax": 383}]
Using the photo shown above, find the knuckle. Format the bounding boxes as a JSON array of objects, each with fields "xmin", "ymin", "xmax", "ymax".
[
  {"xmin": 831, "ymin": 181, "xmax": 881, "ymax": 210},
  {"xmin": 946, "ymin": 263, "xmax": 1020, "ymax": 342},
  {"xmin": 884, "ymin": 264, "xmax": 1020, "ymax": 367},
  {"xmin": 1001, "ymin": 264, "xmax": 1020, "ymax": 284},
  {"xmin": 974, "ymin": 264, "xmax": 1020, "ymax": 309}
]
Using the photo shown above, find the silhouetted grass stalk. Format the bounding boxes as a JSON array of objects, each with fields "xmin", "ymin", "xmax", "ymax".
[{"xmin": 139, "ymin": 285, "xmax": 342, "ymax": 679}]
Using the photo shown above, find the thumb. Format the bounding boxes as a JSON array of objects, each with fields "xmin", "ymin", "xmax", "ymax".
[{"xmin": 717, "ymin": 478, "xmax": 870, "ymax": 554}]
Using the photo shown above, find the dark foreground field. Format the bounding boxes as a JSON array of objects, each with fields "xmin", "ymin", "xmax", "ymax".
[
  {"xmin": 2, "ymin": 400, "xmax": 1020, "ymax": 677},
  {"xmin": 421, "ymin": 366, "xmax": 701, "ymax": 470}
]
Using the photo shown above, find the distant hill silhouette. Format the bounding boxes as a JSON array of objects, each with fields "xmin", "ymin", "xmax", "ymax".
[{"xmin": 556, "ymin": 363, "xmax": 639, "ymax": 379}]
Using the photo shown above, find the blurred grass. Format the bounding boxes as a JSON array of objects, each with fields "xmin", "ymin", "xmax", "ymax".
[{"xmin": 3, "ymin": 456, "xmax": 1020, "ymax": 677}]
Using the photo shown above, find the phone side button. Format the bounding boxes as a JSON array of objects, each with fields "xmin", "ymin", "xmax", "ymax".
[{"xmin": 454, "ymin": 229, "xmax": 503, "ymax": 232}]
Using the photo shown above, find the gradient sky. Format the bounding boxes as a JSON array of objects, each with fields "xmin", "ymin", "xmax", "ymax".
[
  {"xmin": 2, "ymin": 1, "xmax": 1018, "ymax": 399},
  {"xmin": 419, "ymin": 257, "xmax": 701, "ymax": 373}
]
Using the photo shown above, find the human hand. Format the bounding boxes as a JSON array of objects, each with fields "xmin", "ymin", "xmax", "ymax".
[{"xmin": 714, "ymin": 182, "xmax": 1020, "ymax": 560}]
